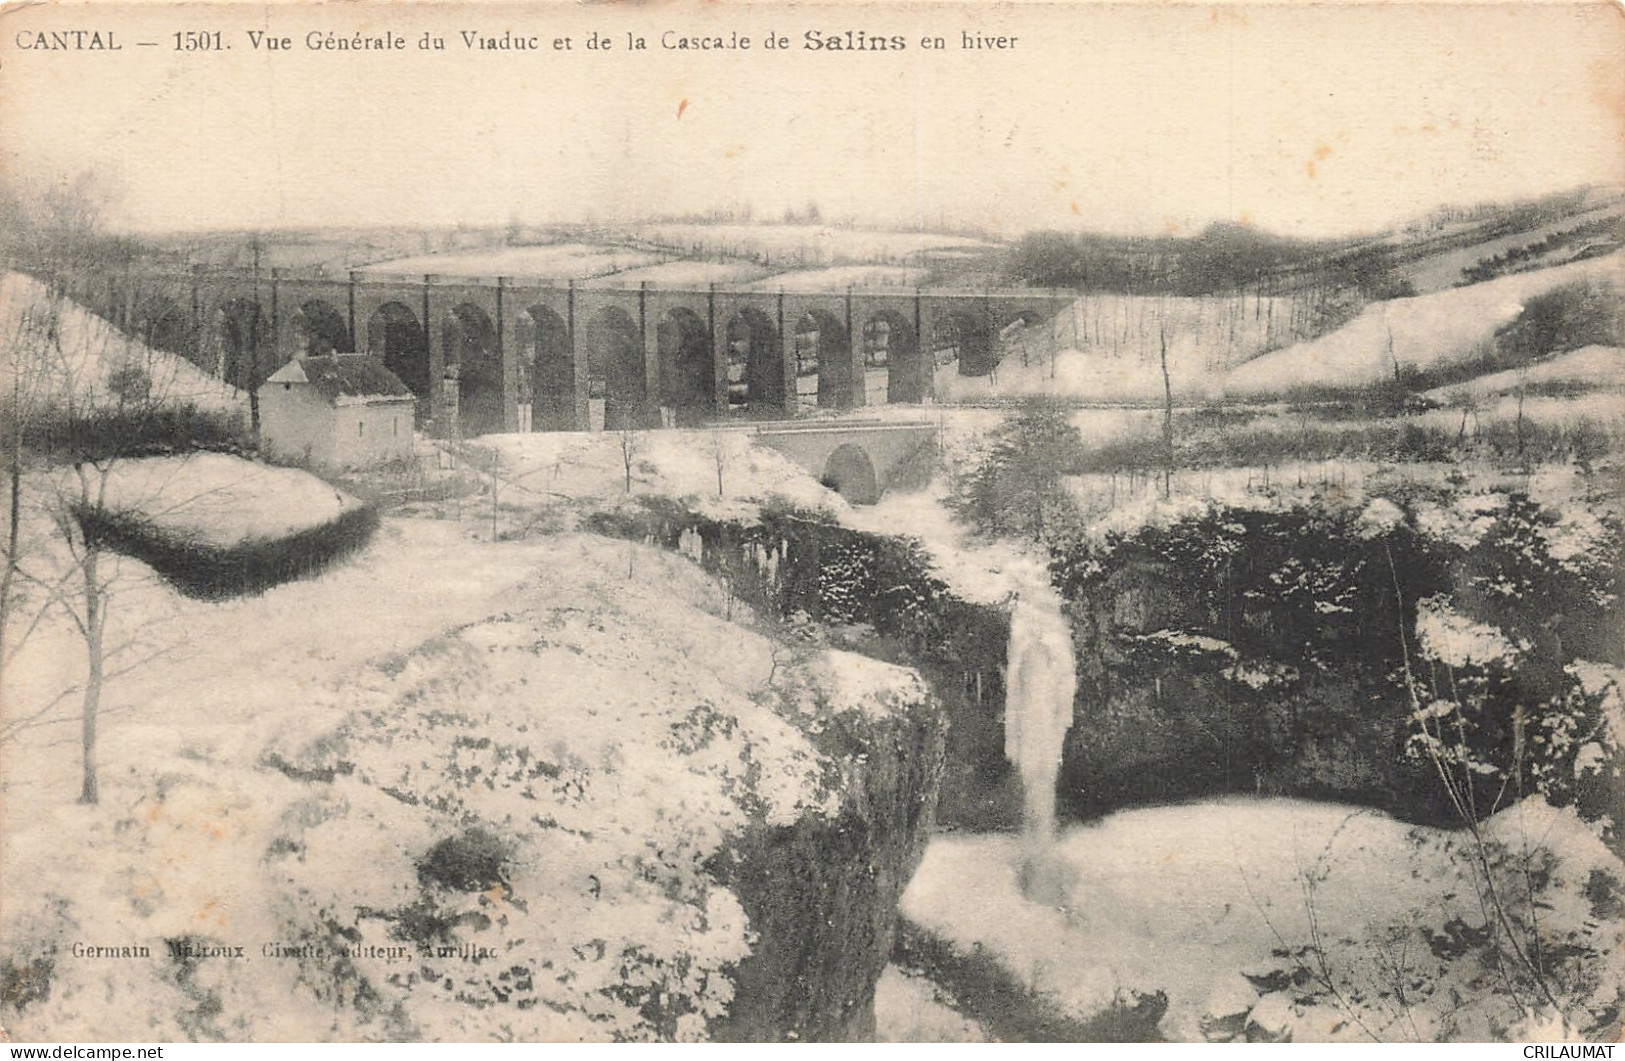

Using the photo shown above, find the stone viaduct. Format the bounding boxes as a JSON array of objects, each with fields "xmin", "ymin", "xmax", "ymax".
[{"xmin": 64, "ymin": 263, "xmax": 1076, "ymax": 439}]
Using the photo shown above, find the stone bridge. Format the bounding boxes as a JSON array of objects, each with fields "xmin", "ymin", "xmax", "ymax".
[
  {"xmin": 61, "ymin": 262, "xmax": 1075, "ymax": 439},
  {"xmin": 753, "ymin": 420, "xmax": 938, "ymax": 504}
]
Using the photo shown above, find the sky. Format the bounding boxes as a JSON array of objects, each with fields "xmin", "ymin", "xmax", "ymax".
[{"xmin": 2, "ymin": 1, "xmax": 1622, "ymax": 239}]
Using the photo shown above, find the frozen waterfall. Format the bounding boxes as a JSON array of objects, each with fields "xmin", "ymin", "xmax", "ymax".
[{"xmin": 1004, "ymin": 581, "xmax": 1078, "ymax": 903}]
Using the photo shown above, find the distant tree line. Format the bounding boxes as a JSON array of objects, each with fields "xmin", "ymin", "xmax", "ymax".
[
  {"xmin": 1004, "ymin": 186, "xmax": 1624, "ymax": 300},
  {"xmin": 999, "ymin": 222, "xmax": 1420, "ymax": 301},
  {"xmin": 1458, "ymin": 214, "xmax": 1624, "ymax": 285}
]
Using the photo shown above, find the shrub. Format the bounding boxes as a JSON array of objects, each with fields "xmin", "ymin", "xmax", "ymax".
[
  {"xmin": 1496, "ymin": 279, "xmax": 1625, "ymax": 364},
  {"xmin": 75, "ymin": 500, "xmax": 381, "ymax": 600},
  {"xmin": 8, "ymin": 401, "xmax": 252, "ymax": 463}
]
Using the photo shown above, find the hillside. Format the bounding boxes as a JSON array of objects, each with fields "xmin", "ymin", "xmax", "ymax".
[
  {"xmin": 997, "ymin": 185, "xmax": 1623, "ymax": 299},
  {"xmin": 1222, "ymin": 253, "xmax": 1623, "ymax": 398},
  {"xmin": 0, "ymin": 272, "xmax": 244, "ymax": 416},
  {"xmin": 0, "ymin": 518, "xmax": 944, "ymax": 1040}
]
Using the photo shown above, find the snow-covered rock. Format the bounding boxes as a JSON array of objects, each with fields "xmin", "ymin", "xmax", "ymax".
[
  {"xmin": 1198, "ymin": 975, "xmax": 1259, "ymax": 1042},
  {"xmin": 1244, "ymin": 992, "xmax": 1296, "ymax": 1043},
  {"xmin": 0, "ymin": 530, "xmax": 947, "ymax": 1042}
]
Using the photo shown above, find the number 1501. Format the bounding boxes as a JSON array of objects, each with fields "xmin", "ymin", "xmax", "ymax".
[{"xmin": 173, "ymin": 30, "xmax": 224, "ymax": 50}]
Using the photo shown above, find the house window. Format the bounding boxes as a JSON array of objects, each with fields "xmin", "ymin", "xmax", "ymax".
[
  {"xmin": 392, "ymin": 417, "xmax": 399, "ymax": 437},
  {"xmin": 283, "ymin": 383, "xmax": 291, "ymax": 391},
  {"xmin": 358, "ymin": 421, "xmax": 365, "ymax": 437}
]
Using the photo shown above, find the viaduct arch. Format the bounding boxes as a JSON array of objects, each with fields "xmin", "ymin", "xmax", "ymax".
[{"xmin": 70, "ymin": 265, "xmax": 1075, "ymax": 437}]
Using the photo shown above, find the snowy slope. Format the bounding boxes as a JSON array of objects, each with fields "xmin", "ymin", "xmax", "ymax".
[
  {"xmin": 0, "ymin": 271, "xmax": 245, "ymax": 416},
  {"xmin": 469, "ymin": 427, "xmax": 841, "ymax": 521},
  {"xmin": 0, "ymin": 525, "xmax": 930, "ymax": 1041},
  {"xmin": 936, "ymin": 292, "xmax": 1297, "ymax": 405},
  {"xmin": 1423, "ymin": 344, "xmax": 1625, "ymax": 402},
  {"xmin": 357, "ymin": 243, "xmax": 664, "ymax": 279},
  {"xmin": 1222, "ymin": 254, "xmax": 1624, "ymax": 398}
]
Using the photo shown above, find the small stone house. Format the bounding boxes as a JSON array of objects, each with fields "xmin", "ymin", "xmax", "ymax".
[{"xmin": 259, "ymin": 354, "xmax": 416, "ymax": 467}]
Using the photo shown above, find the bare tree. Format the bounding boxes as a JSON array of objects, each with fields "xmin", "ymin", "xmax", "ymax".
[
  {"xmin": 618, "ymin": 420, "xmax": 644, "ymax": 494},
  {"xmin": 0, "ymin": 177, "xmax": 206, "ymax": 804},
  {"xmin": 1514, "ymin": 362, "xmax": 1531, "ymax": 466},
  {"xmin": 1158, "ymin": 317, "xmax": 1175, "ymax": 499},
  {"xmin": 709, "ymin": 428, "xmax": 728, "ymax": 499},
  {"xmin": 0, "ymin": 290, "xmax": 62, "ymax": 683},
  {"xmin": 1451, "ymin": 389, "xmax": 1482, "ymax": 447}
]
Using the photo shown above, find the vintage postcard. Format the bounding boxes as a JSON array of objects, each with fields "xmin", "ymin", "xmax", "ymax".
[{"xmin": 0, "ymin": 0, "xmax": 1622, "ymax": 1046}]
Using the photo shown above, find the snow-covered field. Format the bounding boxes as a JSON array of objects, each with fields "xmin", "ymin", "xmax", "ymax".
[
  {"xmin": 1396, "ymin": 204, "xmax": 1624, "ymax": 295},
  {"xmin": 934, "ymin": 292, "xmax": 1301, "ymax": 405},
  {"xmin": 357, "ymin": 243, "xmax": 667, "ymax": 280},
  {"xmin": 586, "ymin": 259, "xmax": 773, "ymax": 287},
  {"xmin": 746, "ymin": 265, "xmax": 930, "ymax": 292},
  {"xmin": 902, "ymin": 797, "xmax": 1623, "ymax": 1042},
  {"xmin": 631, "ymin": 223, "xmax": 994, "ymax": 266},
  {"xmin": 942, "ymin": 254, "xmax": 1623, "ymax": 406}
]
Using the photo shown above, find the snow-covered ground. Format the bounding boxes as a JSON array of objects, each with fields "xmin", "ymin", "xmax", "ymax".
[
  {"xmin": 1067, "ymin": 457, "xmax": 1619, "ymax": 546},
  {"xmin": 89, "ymin": 453, "xmax": 354, "ymax": 546},
  {"xmin": 357, "ymin": 243, "xmax": 666, "ymax": 280},
  {"xmin": 924, "ymin": 254, "xmax": 1618, "ymax": 405},
  {"xmin": 460, "ymin": 423, "xmax": 1058, "ymax": 607},
  {"xmin": 0, "ymin": 520, "xmax": 928, "ymax": 1039},
  {"xmin": 630, "ymin": 223, "xmax": 993, "ymax": 266},
  {"xmin": 465, "ymin": 427, "xmax": 840, "ymax": 522},
  {"xmin": 1396, "ymin": 204, "xmax": 1624, "ymax": 295},
  {"xmin": 746, "ymin": 265, "xmax": 930, "ymax": 291},
  {"xmin": 874, "ymin": 965, "xmax": 990, "ymax": 1042},
  {"xmin": 584, "ymin": 259, "xmax": 773, "ymax": 287},
  {"xmin": 935, "ymin": 292, "xmax": 1300, "ymax": 405},
  {"xmin": 902, "ymin": 797, "xmax": 1623, "ymax": 1042},
  {"xmin": 1423, "ymin": 345, "xmax": 1625, "ymax": 402},
  {"xmin": 1223, "ymin": 254, "xmax": 1624, "ymax": 398},
  {"xmin": 0, "ymin": 272, "xmax": 246, "ymax": 417}
]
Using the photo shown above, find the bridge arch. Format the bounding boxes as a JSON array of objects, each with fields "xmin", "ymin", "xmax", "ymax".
[
  {"xmin": 583, "ymin": 306, "xmax": 644, "ymax": 430},
  {"xmin": 794, "ymin": 309, "xmax": 853, "ymax": 410},
  {"xmin": 933, "ymin": 311, "xmax": 995, "ymax": 378},
  {"xmin": 658, "ymin": 307, "xmax": 713, "ymax": 426},
  {"xmin": 211, "ymin": 299, "xmax": 265, "ymax": 393},
  {"xmin": 821, "ymin": 443, "xmax": 880, "ymax": 505},
  {"xmin": 860, "ymin": 310, "xmax": 925, "ymax": 405},
  {"xmin": 517, "ymin": 305, "xmax": 573, "ymax": 431},
  {"xmin": 292, "ymin": 299, "xmax": 352, "ymax": 357},
  {"xmin": 443, "ymin": 302, "xmax": 502, "ymax": 438},
  {"xmin": 723, "ymin": 308, "xmax": 783, "ymax": 417},
  {"xmin": 367, "ymin": 301, "xmax": 429, "ymax": 412},
  {"xmin": 134, "ymin": 296, "xmax": 194, "ymax": 365}
]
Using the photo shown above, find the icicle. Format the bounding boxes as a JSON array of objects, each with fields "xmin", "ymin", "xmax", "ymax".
[{"xmin": 677, "ymin": 526, "xmax": 704, "ymax": 564}]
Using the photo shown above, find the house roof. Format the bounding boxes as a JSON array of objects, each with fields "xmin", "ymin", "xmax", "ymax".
[{"xmin": 265, "ymin": 355, "xmax": 415, "ymax": 406}]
